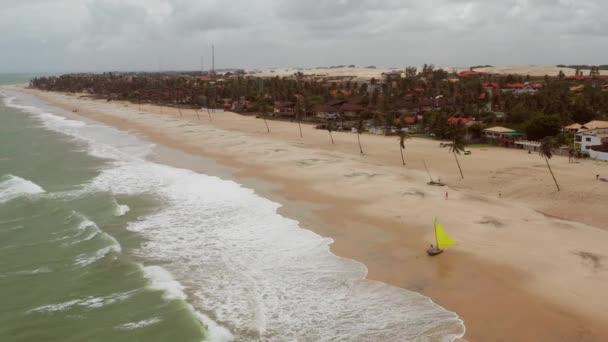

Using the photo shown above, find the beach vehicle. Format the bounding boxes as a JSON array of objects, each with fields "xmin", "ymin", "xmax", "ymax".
[{"xmin": 427, "ymin": 218, "xmax": 457, "ymax": 256}]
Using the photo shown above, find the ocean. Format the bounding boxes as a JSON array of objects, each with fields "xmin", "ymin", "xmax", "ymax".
[{"xmin": 0, "ymin": 76, "xmax": 464, "ymax": 341}]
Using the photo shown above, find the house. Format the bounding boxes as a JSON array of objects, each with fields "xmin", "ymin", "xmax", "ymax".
[
  {"xmin": 340, "ymin": 103, "xmax": 365, "ymax": 118},
  {"xmin": 575, "ymin": 128, "xmax": 608, "ymax": 160},
  {"xmin": 273, "ymin": 102, "xmax": 296, "ymax": 117},
  {"xmin": 514, "ymin": 140, "xmax": 542, "ymax": 152},
  {"xmin": 563, "ymin": 123, "xmax": 583, "ymax": 133},
  {"xmin": 458, "ymin": 71, "xmax": 488, "ymax": 77},
  {"xmin": 502, "ymin": 83, "xmax": 539, "ymax": 94},
  {"xmin": 484, "ymin": 126, "xmax": 523, "ymax": 147},
  {"xmin": 570, "ymin": 85, "xmax": 585, "ymax": 93},
  {"xmin": 314, "ymin": 104, "xmax": 341, "ymax": 120},
  {"xmin": 447, "ymin": 117, "xmax": 471, "ymax": 125},
  {"xmin": 382, "ymin": 71, "xmax": 402, "ymax": 83},
  {"xmin": 580, "ymin": 120, "xmax": 608, "ymax": 130}
]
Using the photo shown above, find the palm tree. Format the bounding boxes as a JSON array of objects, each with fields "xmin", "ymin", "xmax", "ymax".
[
  {"xmin": 327, "ymin": 120, "xmax": 335, "ymax": 145},
  {"xmin": 450, "ymin": 129, "xmax": 466, "ymax": 179},
  {"xmin": 260, "ymin": 104, "xmax": 271, "ymax": 134},
  {"xmin": 539, "ymin": 137, "xmax": 560, "ymax": 191},
  {"xmin": 357, "ymin": 113, "xmax": 365, "ymax": 155},
  {"xmin": 296, "ymin": 103, "xmax": 303, "ymax": 138},
  {"xmin": 397, "ymin": 129, "xmax": 408, "ymax": 166}
]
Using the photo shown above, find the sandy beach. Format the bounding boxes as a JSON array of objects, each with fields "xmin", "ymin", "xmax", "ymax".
[{"xmin": 16, "ymin": 86, "xmax": 608, "ymax": 341}]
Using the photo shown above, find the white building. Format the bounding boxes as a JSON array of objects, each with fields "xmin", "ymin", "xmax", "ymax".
[{"xmin": 575, "ymin": 128, "xmax": 608, "ymax": 160}]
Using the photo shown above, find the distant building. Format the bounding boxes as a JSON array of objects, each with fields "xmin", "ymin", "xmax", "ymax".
[
  {"xmin": 575, "ymin": 128, "xmax": 608, "ymax": 160},
  {"xmin": 581, "ymin": 120, "xmax": 608, "ymax": 130},
  {"xmin": 563, "ymin": 123, "xmax": 583, "ymax": 134},
  {"xmin": 340, "ymin": 103, "xmax": 365, "ymax": 119},
  {"xmin": 273, "ymin": 102, "xmax": 296, "ymax": 117},
  {"xmin": 447, "ymin": 117, "xmax": 471, "ymax": 125},
  {"xmin": 458, "ymin": 71, "xmax": 488, "ymax": 77},
  {"xmin": 314, "ymin": 104, "xmax": 341, "ymax": 120},
  {"xmin": 381, "ymin": 71, "xmax": 402, "ymax": 83},
  {"xmin": 484, "ymin": 126, "xmax": 523, "ymax": 147}
]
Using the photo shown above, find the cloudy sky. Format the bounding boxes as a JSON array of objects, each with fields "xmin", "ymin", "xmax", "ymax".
[{"xmin": 0, "ymin": 0, "xmax": 606, "ymax": 73}]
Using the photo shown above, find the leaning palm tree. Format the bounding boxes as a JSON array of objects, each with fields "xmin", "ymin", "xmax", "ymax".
[
  {"xmin": 356, "ymin": 113, "xmax": 365, "ymax": 155},
  {"xmin": 296, "ymin": 103, "xmax": 303, "ymax": 138},
  {"xmin": 449, "ymin": 130, "xmax": 466, "ymax": 179},
  {"xmin": 261, "ymin": 105, "xmax": 271, "ymax": 134},
  {"xmin": 327, "ymin": 120, "xmax": 335, "ymax": 145},
  {"xmin": 397, "ymin": 129, "xmax": 408, "ymax": 166},
  {"xmin": 539, "ymin": 137, "xmax": 560, "ymax": 191}
]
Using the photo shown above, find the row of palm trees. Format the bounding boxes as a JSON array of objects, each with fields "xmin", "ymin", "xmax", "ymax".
[{"xmin": 29, "ymin": 71, "xmax": 571, "ymax": 190}]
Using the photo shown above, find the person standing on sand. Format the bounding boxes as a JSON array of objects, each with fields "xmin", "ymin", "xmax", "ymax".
[
  {"xmin": 597, "ymin": 174, "xmax": 600, "ymax": 181},
  {"xmin": 445, "ymin": 192, "xmax": 448, "ymax": 200}
]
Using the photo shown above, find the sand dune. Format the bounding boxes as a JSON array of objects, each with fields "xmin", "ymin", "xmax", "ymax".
[{"xmin": 251, "ymin": 65, "xmax": 608, "ymax": 79}]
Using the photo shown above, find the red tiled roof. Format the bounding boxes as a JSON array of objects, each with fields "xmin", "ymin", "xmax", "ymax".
[
  {"xmin": 340, "ymin": 103, "xmax": 364, "ymax": 112},
  {"xmin": 458, "ymin": 71, "xmax": 488, "ymax": 77},
  {"xmin": 274, "ymin": 101, "xmax": 295, "ymax": 108},
  {"xmin": 448, "ymin": 117, "xmax": 471, "ymax": 125},
  {"xmin": 565, "ymin": 75, "xmax": 591, "ymax": 81},
  {"xmin": 479, "ymin": 93, "xmax": 487, "ymax": 99},
  {"xmin": 482, "ymin": 82, "xmax": 498, "ymax": 89},
  {"xmin": 505, "ymin": 83, "xmax": 527, "ymax": 89},
  {"xmin": 570, "ymin": 85, "xmax": 585, "ymax": 92},
  {"xmin": 405, "ymin": 117, "xmax": 416, "ymax": 124}
]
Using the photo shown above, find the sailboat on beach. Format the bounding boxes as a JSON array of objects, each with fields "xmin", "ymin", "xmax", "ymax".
[{"xmin": 427, "ymin": 218, "xmax": 457, "ymax": 256}]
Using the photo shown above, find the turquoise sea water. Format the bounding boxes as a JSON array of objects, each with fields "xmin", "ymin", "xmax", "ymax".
[
  {"xmin": 0, "ymin": 80, "xmax": 207, "ymax": 342},
  {"xmin": 0, "ymin": 76, "xmax": 465, "ymax": 341}
]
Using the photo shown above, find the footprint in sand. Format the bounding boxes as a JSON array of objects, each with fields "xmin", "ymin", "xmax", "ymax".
[
  {"xmin": 344, "ymin": 172, "xmax": 382, "ymax": 179},
  {"xmin": 401, "ymin": 189, "xmax": 425, "ymax": 198},
  {"xmin": 476, "ymin": 216, "xmax": 504, "ymax": 228},
  {"xmin": 574, "ymin": 251, "xmax": 604, "ymax": 272}
]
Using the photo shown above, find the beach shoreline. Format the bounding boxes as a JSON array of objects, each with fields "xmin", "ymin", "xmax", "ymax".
[{"xmin": 13, "ymin": 86, "xmax": 608, "ymax": 341}]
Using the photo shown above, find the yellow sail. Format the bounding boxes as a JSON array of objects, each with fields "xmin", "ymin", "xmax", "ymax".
[{"xmin": 435, "ymin": 221, "xmax": 457, "ymax": 249}]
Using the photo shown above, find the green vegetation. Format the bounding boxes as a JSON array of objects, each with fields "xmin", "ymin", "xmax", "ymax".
[
  {"xmin": 29, "ymin": 64, "xmax": 608, "ymax": 148},
  {"xmin": 525, "ymin": 115, "xmax": 561, "ymax": 141}
]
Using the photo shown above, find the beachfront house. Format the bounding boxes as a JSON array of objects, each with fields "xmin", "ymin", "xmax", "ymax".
[
  {"xmin": 580, "ymin": 120, "xmax": 608, "ymax": 130},
  {"xmin": 340, "ymin": 103, "xmax": 365, "ymax": 119},
  {"xmin": 273, "ymin": 102, "xmax": 296, "ymax": 118},
  {"xmin": 563, "ymin": 123, "xmax": 583, "ymax": 134},
  {"xmin": 575, "ymin": 128, "xmax": 608, "ymax": 160},
  {"xmin": 483, "ymin": 126, "xmax": 523, "ymax": 147},
  {"xmin": 314, "ymin": 104, "xmax": 341, "ymax": 120}
]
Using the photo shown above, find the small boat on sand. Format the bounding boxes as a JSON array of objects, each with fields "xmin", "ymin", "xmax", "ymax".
[{"xmin": 427, "ymin": 218, "xmax": 457, "ymax": 256}]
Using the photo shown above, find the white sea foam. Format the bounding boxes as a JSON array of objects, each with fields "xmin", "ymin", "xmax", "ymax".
[
  {"xmin": 28, "ymin": 290, "xmax": 137, "ymax": 314},
  {"xmin": 113, "ymin": 200, "xmax": 130, "ymax": 217},
  {"xmin": 0, "ymin": 175, "xmax": 45, "ymax": 204},
  {"xmin": 2, "ymin": 267, "xmax": 53, "ymax": 278},
  {"xmin": 143, "ymin": 266, "xmax": 187, "ymax": 301},
  {"xmin": 143, "ymin": 265, "xmax": 234, "ymax": 342},
  {"xmin": 115, "ymin": 317, "xmax": 162, "ymax": 331},
  {"xmin": 71, "ymin": 213, "xmax": 122, "ymax": 267},
  {"xmin": 73, "ymin": 244, "xmax": 121, "ymax": 267},
  {"xmin": 88, "ymin": 157, "xmax": 464, "ymax": 341},
  {"xmin": 6, "ymin": 90, "xmax": 465, "ymax": 341}
]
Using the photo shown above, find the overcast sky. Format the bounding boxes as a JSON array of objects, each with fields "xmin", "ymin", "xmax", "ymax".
[{"xmin": 0, "ymin": 0, "xmax": 607, "ymax": 73}]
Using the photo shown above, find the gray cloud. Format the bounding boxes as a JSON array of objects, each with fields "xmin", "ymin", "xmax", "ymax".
[{"xmin": 0, "ymin": 0, "xmax": 607, "ymax": 73}]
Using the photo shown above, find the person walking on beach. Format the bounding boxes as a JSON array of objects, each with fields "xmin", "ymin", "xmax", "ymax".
[
  {"xmin": 445, "ymin": 192, "xmax": 448, "ymax": 200},
  {"xmin": 597, "ymin": 174, "xmax": 600, "ymax": 181}
]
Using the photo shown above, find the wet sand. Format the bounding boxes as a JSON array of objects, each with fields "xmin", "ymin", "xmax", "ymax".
[{"xmin": 17, "ymin": 87, "xmax": 608, "ymax": 342}]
